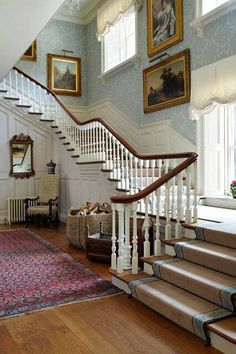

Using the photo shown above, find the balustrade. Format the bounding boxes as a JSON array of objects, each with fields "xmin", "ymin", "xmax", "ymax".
[{"xmin": 0, "ymin": 67, "xmax": 198, "ymax": 275}]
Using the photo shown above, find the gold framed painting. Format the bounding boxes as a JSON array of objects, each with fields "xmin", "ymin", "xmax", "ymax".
[
  {"xmin": 48, "ymin": 54, "xmax": 81, "ymax": 96},
  {"xmin": 143, "ymin": 49, "xmax": 190, "ymax": 113},
  {"xmin": 147, "ymin": 0, "xmax": 183, "ymax": 57},
  {"xmin": 21, "ymin": 40, "xmax": 37, "ymax": 61}
]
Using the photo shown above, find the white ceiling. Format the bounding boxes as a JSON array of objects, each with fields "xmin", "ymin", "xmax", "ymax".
[{"xmin": 55, "ymin": 0, "xmax": 105, "ymax": 24}]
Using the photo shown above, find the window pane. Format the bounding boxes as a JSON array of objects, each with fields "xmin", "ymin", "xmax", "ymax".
[
  {"xmin": 202, "ymin": 0, "xmax": 229, "ymax": 15},
  {"xmin": 103, "ymin": 10, "xmax": 136, "ymax": 73}
]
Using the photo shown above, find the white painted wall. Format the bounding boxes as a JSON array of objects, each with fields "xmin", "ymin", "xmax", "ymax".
[
  {"xmin": 0, "ymin": 102, "xmax": 54, "ymax": 223},
  {"xmin": 0, "ymin": 100, "xmax": 118, "ymax": 224},
  {"xmin": 0, "ymin": 0, "xmax": 65, "ymax": 81}
]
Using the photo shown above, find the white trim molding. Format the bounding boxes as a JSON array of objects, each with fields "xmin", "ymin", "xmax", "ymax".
[{"xmin": 68, "ymin": 99, "xmax": 196, "ymax": 155}]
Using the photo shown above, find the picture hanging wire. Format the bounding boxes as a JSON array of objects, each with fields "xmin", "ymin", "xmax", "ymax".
[
  {"xmin": 149, "ymin": 53, "xmax": 169, "ymax": 64},
  {"xmin": 61, "ymin": 49, "xmax": 74, "ymax": 56}
]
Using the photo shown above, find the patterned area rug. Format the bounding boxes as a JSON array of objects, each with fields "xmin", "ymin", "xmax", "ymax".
[{"xmin": 0, "ymin": 229, "xmax": 121, "ymax": 319}]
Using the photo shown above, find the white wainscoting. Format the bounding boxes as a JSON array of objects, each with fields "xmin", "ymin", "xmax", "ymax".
[
  {"xmin": 67, "ymin": 99, "xmax": 196, "ymax": 155},
  {"xmin": 0, "ymin": 102, "xmax": 54, "ymax": 224}
]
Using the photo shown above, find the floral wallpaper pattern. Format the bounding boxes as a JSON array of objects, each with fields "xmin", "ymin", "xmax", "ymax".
[
  {"xmin": 16, "ymin": 19, "xmax": 87, "ymax": 106},
  {"xmin": 16, "ymin": 1, "xmax": 236, "ymax": 144}
]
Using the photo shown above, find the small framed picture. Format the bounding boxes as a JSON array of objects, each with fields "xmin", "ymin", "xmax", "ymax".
[
  {"xmin": 143, "ymin": 49, "xmax": 190, "ymax": 112},
  {"xmin": 147, "ymin": 0, "xmax": 183, "ymax": 57},
  {"xmin": 48, "ymin": 54, "xmax": 81, "ymax": 96},
  {"xmin": 21, "ymin": 40, "xmax": 37, "ymax": 61}
]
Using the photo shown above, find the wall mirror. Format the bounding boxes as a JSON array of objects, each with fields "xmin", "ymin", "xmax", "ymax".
[{"xmin": 9, "ymin": 133, "xmax": 35, "ymax": 178}]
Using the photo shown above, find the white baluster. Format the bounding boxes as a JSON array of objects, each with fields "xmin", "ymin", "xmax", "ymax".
[
  {"xmin": 116, "ymin": 141, "xmax": 121, "ymax": 180},
  {"xmin": 171, "ymin": 176, "xmax": 176, "ymax": 219},
  {"xmin": 131, "ymin": 202, "xmax": 138, "ymax": 274},
  {"xmin": 129, "ymin": 153, "xmax": 134, "ymax": 194},
  {"xmin": 134, "ymin": 157, "xmax": 138, "ymax": 193},
  {"xmin": 111, "ymin": 203, "xmax": 117, "ymax": 270},
  {"xmin": 193, "ymin": 161, "xmax": 198, "ymax": 223},
  {"xmin": 154, "ymin": 188, "xmax": 162, "ymax": 255},
  {"xmin": 117, "ymin": 203, "xmax": 125, "ymax": 273},
  {"xmin": 175, "ymin": 172, "xmax": 183, "ymax": 239},
  {"xmin": 123, "ymin": 204, "xmax": 132, "ymax": 270},
  {"xmin": 108, "ymin": 132, "xmax": 112, "ymax": 172},
  {"xmin": 185, "ymin": 166, "xmax": 192, "ymax": 223},
  {"xmin": 165, "ymin": 180, "xmax": 172, "ymax": 240},
  {"xmin": 120, "ymin": 146, "xmax": 125, "ymax": 189},
  {"xmin": 125, "ymin": 149, "xmax": 129, "ymax": 190},
  {"xmin": 143, "ymin": 196, "xmax": 150, "ymax": 257},
  {"xmin": 112, "ymin": 137, "xmax": 117, "ymax": 179},
  {"xmin": 145, "ymin": 160, "xmax": 149, "ymax": 188}
]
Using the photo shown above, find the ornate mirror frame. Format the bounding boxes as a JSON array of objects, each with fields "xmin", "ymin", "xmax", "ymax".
[{"xmin": 9, "ymin": 133, "xmax": 35, "ymax": 178}]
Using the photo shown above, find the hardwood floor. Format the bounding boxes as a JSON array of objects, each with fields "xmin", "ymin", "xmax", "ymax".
[{"xmin": 0, "ymin": 223, "xmax": 220, "ymax": 354}]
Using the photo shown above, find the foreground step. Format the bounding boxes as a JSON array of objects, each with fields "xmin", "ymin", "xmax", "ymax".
[
  {"xmin": 175, "ymin": 240, "xmax": 236, "ymax": 277},
  {"xmin": 152, "ymin": 258, "xmax": 236, "ymax": 311},
  {"xmin": 129, "ymin": 277, "xmax": 232, "ymax": 343},
  {"xmin": 208, "ymin": 317, "xmax": 236, "ymax": 354}
]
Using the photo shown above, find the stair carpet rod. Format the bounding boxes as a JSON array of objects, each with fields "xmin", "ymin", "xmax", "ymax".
[{"xmin": 0, "ymin": 67, "xmax": 198, "ymax": 274}]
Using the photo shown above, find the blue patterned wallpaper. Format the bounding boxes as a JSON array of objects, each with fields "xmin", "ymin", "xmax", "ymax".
[
  {"xmin": 86, "ymin": 2, "xmax": 236, "ymax": 144},
  {"xmin": 16, "ymin": 19, "xmax": 87, "ymax": 106},
  {"xmin": 16, "ymin": 2, "xmax": 236, "ymax": 144}
]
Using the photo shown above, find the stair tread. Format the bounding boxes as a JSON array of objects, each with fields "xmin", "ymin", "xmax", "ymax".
[
  {"xmin": 131, "ymin": 278, "xmax": 226, "ymax": 315},
  {"xmin": 153, "ymin": 258, "xmax": 236, "ymax": 309},
  {"xmin": 130, "ymin": 278, "xmax": 232, "ymax": 341},
  {"xmin": 207, "ymin": 317, "xmax": 236, "ymax": 344},
  {"xmin": 176, "ymin": 240, "xmax": 236, "ymax": 277},
  {"xmin": 140, "ymin": 254, "xmax": 171, "ymax": 265},
  {"xmin": 162, "ymin": 237, "xmax": 192, "ymax": 246},
  {"xmin": 110, "ymin": 269, "xmax": 149, "ymax": 284}
]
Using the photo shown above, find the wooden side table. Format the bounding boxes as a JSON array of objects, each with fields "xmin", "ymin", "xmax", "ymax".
[{"xmin": 85, "ymin": 217, "xmax": 153, "ymax": 263}]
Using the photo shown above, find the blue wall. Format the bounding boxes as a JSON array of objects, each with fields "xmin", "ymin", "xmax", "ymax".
[
  {"xmin": 16, "ymin": 19, "xmax": 87, "ymax": 106},
  {"xmin": 16, "ymin": 2, "xmax": 236, "ymax": 144},
  {"xmin": 86, "ymin": 2, "xmax": 236, "ymax": 144}
]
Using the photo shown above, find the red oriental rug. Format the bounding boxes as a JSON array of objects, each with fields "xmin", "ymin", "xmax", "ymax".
[{"xmin": 0, "ymin": 229, "xmax": 121, "ymax": 319}]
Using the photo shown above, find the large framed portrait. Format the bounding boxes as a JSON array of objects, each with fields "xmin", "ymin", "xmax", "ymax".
[
  {"xmin": 147, "ymin": 0, "xmax": 183, "ymax": 57},
  {"xmin": 48, "ymin": 54, "xmax": 81, "ymax": 96},
  {"xmin": 21, "ymin": 41, "xmax": 37, "ymax": 61},
  {"xmin": 143, "ymin": 49, "xmax": 190, "ymax": 113}
]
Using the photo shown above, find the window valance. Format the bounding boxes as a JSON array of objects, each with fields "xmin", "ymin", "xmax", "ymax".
[
  {"xmin": 190, "ymin": 54, "xmax": 236, "ymax": 117},
  {"xmin": 97, "ymin": 0, "xmax": 142, "ymax": 39}
]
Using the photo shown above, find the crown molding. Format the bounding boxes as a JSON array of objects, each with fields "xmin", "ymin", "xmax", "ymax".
[{"xmin": 54, "ymin": 0, "xmax": 105, "ymax": 25}]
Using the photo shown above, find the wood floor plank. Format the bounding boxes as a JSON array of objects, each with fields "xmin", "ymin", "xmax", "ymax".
[{"xmin": 0, "ymin": 223, "xmax": 220, "ymax": 353}]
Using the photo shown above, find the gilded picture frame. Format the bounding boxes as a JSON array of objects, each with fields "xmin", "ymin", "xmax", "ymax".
[
  {"xmin": 143, "ymin": 49, "xmax": 190, "ymax": 113},
  {"xmin": 147, "ymin": 0, "xmax": 183, "ymax": 57},
  {"xmin": 48, "ymin": 54, "xmax": 81, "ymax": 96},
  {"xmin": 21, "ymin": 40, "xmax": 37, "ymax": 61}
]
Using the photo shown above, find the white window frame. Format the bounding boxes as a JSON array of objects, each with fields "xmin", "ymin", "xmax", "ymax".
[
  {"xmin": 190, "ymin": 0, "xmax": 236, "ymax": 37},
  {"xmin": 197, "ymin": 103, "xmax": 236, "ymax": 197},
  {"xmin": 99, "ymin": 9, "xmax": 139, "ymax": 82}
]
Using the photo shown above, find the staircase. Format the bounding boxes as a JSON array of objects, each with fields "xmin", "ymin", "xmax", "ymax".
[{"xmin": 2, "ymin": 67, "xmax": 235, "ymax": 351}]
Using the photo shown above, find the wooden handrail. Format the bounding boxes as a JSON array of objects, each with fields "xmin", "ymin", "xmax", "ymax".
[
  {"xmin": 13, "ymin": 66, "xmax": 195, "ymax": 161},
  {"xmin": 111, "ymin": 153, "xmax": 198, "ymax": 204}
]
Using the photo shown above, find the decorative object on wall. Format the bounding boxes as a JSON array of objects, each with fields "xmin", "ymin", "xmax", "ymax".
[
  {"xmin": 20, "ymin": 40, "xmax": 37, "ymax": 61},
  {"xmin": 9, "ymin": 133, "xmax": 35, "ymax": 178},
  {"xmin": 147, "ymin": 0, "xmax": 183, "ymax": 57},
  {"xmin": 48, "ymin": 53, "xmax": 81, "ymax": 96},
  {"xmin": 47, "ymin": 160, "xmax": 56, "ymax": 174},
  {"xmin": 143, "ymin": 48, "xmax": 190, "ymax": 113}
]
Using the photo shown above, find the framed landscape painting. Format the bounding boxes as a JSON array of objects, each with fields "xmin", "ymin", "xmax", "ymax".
[
  {"xmin": 48, "ymin": 54, "xmax": 81, "ymax": 96},
  {"xmin": 147, "ymin": 0, "xmax": 183, "ymax": 57},
  {"xmin": 21, "ymin": 40, "xmax": 37, "ymax": 61},
  {"xmin": 143, "ymin": 49, "xmax": 190, "ymax": 113}
]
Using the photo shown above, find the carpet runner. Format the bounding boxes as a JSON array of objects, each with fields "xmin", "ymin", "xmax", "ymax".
[
  {"xmin": 129, "ymin": 226, "xmax": 236, "ymax": 344},
  {"xmin": 0, "ymin": 229, "xmax": 121, "ymax": 319}
]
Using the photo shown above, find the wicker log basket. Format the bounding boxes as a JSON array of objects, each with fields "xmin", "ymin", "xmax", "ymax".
[{"xmin": 66, "ymin": 202, "xmax": 112, "ymax": 250}]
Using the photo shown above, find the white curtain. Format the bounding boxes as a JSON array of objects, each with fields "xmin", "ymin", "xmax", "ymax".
[
  {"xmin": 97, "ymin": 0, "xmax": 142, "ymax": 39},
  {"xmin": 190, "ymin": 54, "xmax": 236, "ymax": 118}
]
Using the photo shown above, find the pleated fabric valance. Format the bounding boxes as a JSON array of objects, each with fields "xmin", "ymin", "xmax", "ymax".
[
  {"xmin": 190, "ymin": 54, "xmax": 236, "ymax": 117},
  {"xmin": 97, "ymin": 0, "xmax": 142, "ymax": 39}
]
